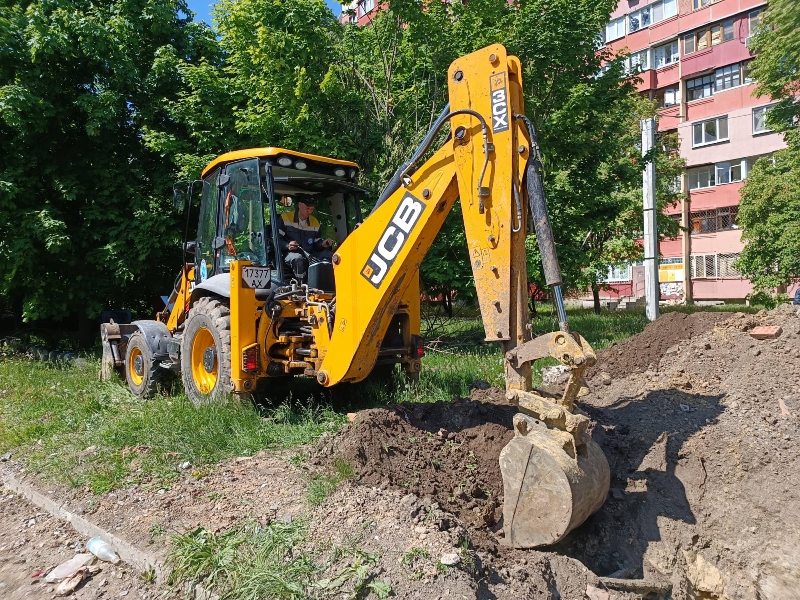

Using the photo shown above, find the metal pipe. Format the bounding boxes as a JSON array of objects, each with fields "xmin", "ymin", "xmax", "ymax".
[{"xmin": 553, "ymin": 286, "xmax": 568, "ymax": 332}]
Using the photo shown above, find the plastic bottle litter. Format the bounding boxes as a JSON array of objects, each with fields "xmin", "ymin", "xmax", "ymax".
[{"xmin": 86, "ymin": 538, "xmax": 120, "ymax": 564}]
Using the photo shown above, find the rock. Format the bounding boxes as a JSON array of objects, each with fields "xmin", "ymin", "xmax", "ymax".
[
  {"xmin": 541, "ymin": 365, "xmax": 571, "ymax": 386},
  {"xmin": 413, "ymin": 526, "xmax": 427, "ymax": 534},
  {"xmin": 440, "ymin": 553, "xmax": 461, "ymax": 566},
  {"xmin": 346, "ymin": 412, "xmax": 358, "ymax": 423},
  {"xmin": 600, "ymin": 372, "xmax": 612, "ymax": 386},
  {"xmin": 585, "ymin": 585, "xmax": 610, "ymax": 600},
  {"xmin": 46, "ymin": 554, "xmax": 95, "ymax": 583},
  {"xmin": 0, "ymin": 451, "xmax": 12, "ymax": 462}
]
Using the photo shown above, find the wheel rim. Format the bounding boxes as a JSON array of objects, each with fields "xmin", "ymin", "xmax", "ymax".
[
  {"xmin": 128, "ymin": 346, "xmax": 144, "ymax": 386},
  {"xmin": 191, "ymin": 327, "xmax": 218, "ymax": 394}
]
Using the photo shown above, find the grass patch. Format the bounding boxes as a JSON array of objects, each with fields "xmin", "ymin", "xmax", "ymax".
[
  {"xmin": 0, "ymin": 358, "xmax": 345, "ymax": 493},
  {"xmin": 306, "ymin": 456, "xmax": 356, "ymax": 506},
  {"xmin": 166, "ymin": 520, "xmax": 391, "ymax": 599}
]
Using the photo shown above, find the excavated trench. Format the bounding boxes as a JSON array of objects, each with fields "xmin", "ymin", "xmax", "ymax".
[{"xmin": 315, "ymin": 307, "xmax": 800, "ymax": 599}]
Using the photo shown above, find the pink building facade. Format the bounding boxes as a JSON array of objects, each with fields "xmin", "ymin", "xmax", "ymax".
[{"xmin": 597, "ymin": 0, "xmax": 786, "ymax": 302}]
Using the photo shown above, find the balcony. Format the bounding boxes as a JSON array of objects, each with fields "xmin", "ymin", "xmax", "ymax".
[{"xmin": 682, "ymin": 37, "xmax": 753, "ymax": 79}]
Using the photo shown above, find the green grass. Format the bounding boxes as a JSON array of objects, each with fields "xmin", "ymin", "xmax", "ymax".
[
  {"xmin": 0, "ymin": 304, "xmax": 759, "ymax": 493},
  {"xmin": 305, "ymin": 456, "xmax": 355, "ymax": 506},
  {"xmin": 0, "ymin": 358, "xmax": 345, "ymax": 493},
  {"xmin": 166, "ymin": 520, "xmax": 391, "ymax": 599}
]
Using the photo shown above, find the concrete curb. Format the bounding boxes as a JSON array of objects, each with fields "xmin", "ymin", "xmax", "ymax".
[{"xmin": 1, "ymin": 473, "xmax": 165, "ymax": 583}]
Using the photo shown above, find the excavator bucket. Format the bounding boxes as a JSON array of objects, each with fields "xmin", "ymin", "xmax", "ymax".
[{"xmin": 499, "ymin": 334, "xmax": 611, "ymax": 547}]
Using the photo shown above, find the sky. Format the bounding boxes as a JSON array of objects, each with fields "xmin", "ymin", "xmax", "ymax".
[{"xmin": 186, "ymin": 0, "xmax": 342, "ymax": 24}]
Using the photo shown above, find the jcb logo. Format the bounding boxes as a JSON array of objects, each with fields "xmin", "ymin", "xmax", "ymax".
[
  {"xmin": 361, "ymin": 193, "xmax": 426, "ymax": 289},
  {"xmin": 490, "ymin": 72, "xmax": 509, "ymax": 133}
]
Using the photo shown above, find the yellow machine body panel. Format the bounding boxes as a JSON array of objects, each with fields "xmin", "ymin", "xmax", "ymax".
[{"xmin": 201, "ymin": 147, "xmax": 359, "ymax": 178}]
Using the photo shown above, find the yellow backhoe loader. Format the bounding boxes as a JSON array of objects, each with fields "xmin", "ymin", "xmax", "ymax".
[{"xmin": 100, "ymin": 44, "xmax": 610, "ymax": 548}]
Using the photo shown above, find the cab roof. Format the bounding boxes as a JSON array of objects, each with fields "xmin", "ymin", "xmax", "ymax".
[{"xmin": 201, "ymin": 147, "xmax": 360, "ymax": 178}]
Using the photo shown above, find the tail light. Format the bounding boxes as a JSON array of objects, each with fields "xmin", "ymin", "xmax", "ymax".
[
  {"xmin": 412, "ymin": 335, "xmax": 425, "ymax": 358},
  {"xmin": 242, "ymin": 344, "xmax": 260, "ymax": 373}
]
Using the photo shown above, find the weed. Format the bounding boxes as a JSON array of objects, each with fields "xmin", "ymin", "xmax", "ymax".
[
  {"xmin": 140, "ymin": 565, "xmax": 156, "ymax": 584},
  {"xmin": 401, "ymin": 547, "xmax": 430, "ymax": 567},
  {"xmin": 149, "ymin": 522, "xmax": 166, "ymax": 538},
  {"xmin": 436, "ymin": 560, "xmax": 449, "ymax": 575},
  {"xmin": 305, "ymin": 456, "xmax": 355, "ymax": 506}
]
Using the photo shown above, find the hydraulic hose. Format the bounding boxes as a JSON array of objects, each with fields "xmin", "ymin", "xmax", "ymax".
[{"xmin": 514, "ymin": 114, "xmax": 568, "ymax": 331}]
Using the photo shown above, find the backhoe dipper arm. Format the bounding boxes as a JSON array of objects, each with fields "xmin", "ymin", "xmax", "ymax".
[{"xmin": 318, "ymin": 44, "xmax": 535, "ymax": 388}]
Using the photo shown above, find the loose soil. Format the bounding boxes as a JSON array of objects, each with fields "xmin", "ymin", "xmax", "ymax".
[
  {"xmin": 588, "ymin": 311, "xmax": 734, "ymax": 379},
  {"xmin": 0, "ymin": 490, "xmax": 151, "ymax": 599},
  {"xmin": 5, "ymin": 306, "xmax": 799, "ymax": 599},
  {"xmin": 314, "ymin": 305, "xmax": 800, "ymax": 599}
]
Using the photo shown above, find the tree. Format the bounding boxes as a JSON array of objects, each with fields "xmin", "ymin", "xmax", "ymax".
[
  {"xmin": 735, "ymin": 0, "xmax": 800, "ymax": 292},
  {"xmin": 0, "ymin": 0, "xmax": 207, "ymax": 325}
]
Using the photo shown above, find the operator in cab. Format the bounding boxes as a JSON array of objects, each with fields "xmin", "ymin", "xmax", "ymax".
[{"xmin": 278, "ymin": 195, "xmax": 334, "ymax": 284}]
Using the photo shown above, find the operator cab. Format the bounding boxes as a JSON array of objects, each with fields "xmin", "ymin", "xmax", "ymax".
[{"xmin": 192, "ymin": 148, "xmax": 367, "ymax": 295}]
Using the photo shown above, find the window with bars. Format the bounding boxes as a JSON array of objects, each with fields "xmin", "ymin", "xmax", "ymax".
[
  {"xmin": 690, "ymin": 206, "xmax": 739, "ymax": 234},
  {"xmin": 691, "ymin": 254, "xmax": 741, "ymax": 278}
]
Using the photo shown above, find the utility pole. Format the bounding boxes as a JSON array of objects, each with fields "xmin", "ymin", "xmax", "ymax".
[{"xmin": 641, "ymin": 118, "xmax": 659, "ymax": 322}]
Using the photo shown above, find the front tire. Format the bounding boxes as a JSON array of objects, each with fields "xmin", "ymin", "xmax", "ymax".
[
  {"xmin": 181, "ymin": 297, "xmax": 232, "ymax": 406},
  {"xmin": 125, "ymin": 331, "xmax": 168, "ymax": 398}
]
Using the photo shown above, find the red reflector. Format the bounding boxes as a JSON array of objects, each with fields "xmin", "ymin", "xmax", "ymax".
[
  {"xmin": 414, "ymin": 336, "xmax": 425, "ymax": 358},
  {"xmin": 242, "ymin": 346, "xmax": 260, "ymax": 373}
]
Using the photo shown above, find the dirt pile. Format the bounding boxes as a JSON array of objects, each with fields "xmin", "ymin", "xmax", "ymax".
[
  {"xmin": 590, "ymin": 311, "xmax": 734, "ymax": 379},
  {"xmin": 316, "ymin": 305, "xmax": 800, "ymax": 599}
]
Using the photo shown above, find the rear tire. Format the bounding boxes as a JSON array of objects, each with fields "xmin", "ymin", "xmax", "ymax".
[
  {"xmin": 125, "ymin": 331, "xmax": 168, "ymax": 398},
  {"xmin": 181, "ymin": 297, "xmax": 232, "ymax": 406}
]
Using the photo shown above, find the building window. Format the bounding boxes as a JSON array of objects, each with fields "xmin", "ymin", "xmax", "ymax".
[
  {"xmin": 723, "ymin": 19, "xmax": 734, "ymax": 42},
  {"xmin": 688, "ymin": 165, "xmax": 715, "ymax": 190},
  {"xmin": 715, "ymin": 160, "xmax": 743, "ymax": 184},
  {"xmin": 358, "ymin": 0, "xmax": 374, "ymax": 16},
  {"xmin": 654, "ymin": 41, "xmax": 679, "ymax": 68},
  {"xmin": 692, "ymin": 115, "xmax": 728, "ymax": 147},
  {"xmin": 693, "ymin": 0, "xmax": 714, "ymax": 9},
  {"xmin": 684, "ymin": 32, "xmax": 696, "ymax": 54},
  {"xmin": 743, "ymin": 60, "xmax": 754, "ymax": 84},
  {"xmin": 606, "ymin": 16, "xmax": 625, "ymax": 41},
  {"xmin": 686, "ymin": 74, "xmax": 714, "ymax": 100},
  {"xmin": 749, "ymin": 9, "xmax": 762, "ymax": 34},
  {"xmin": 753, "ymin": 104, "xmax": 776, "ymax": 134},
  {"xmin": 604, "ymin": 264, "xmax": 632, "ymax": 283},
  {"xmin": 715, "ymin": 64, "xmax": 740, "ymax": 91},
  {"xmin": 629, "ymin": 49, "xmax": 649, "ymax": 72},
  {"xmin": 628, "ymin": 6, "xmax": 651, "ymax": 33},
  {"xmin": 657, "ymin": 86, "xmax": 680, "ymax": 108},
  {"xmin": 691, "ymin": 253, "xmax": 741, "ymax": 278}
]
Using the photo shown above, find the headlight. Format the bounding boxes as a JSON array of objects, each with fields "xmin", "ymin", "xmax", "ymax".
[
  {"xmin": 349, "ymin": 169, "xmax": 357, "ymax": 179},
  {"xmin": 277, "ymin": 157, "xmax": 293, "ymax": 167},
  {"xmin": 334, "ymin": 168, "xmax": 346, "ymax": 177},
  {"xmin": 295, "ymin": 161, "xmax": 307, "ymax": 170}
]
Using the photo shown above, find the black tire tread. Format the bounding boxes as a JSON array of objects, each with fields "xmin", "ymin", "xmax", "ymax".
[
  {"xmin": 125, "ymin": 331, "xmax": 168, "ymax": 399},
  {"xmin": 181, "ymin": 297, "xmax": 232, "ymax": 406}
]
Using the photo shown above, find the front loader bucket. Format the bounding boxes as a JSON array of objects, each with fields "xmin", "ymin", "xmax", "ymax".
[{"xmin": 500, "ymin": 412, "xmax": 610, "ymax": 548}]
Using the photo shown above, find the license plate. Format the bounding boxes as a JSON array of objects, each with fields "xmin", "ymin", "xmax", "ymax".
[{"xmin": 241, "ymin": 266, "xmax": 271, "ymax": 289}]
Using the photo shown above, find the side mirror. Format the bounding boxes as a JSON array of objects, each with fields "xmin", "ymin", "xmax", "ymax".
[
  {"xmin": 279, "ymin": 195, "xmax": 293, "ymax": 207},
  {"xmin": 184, "ymin": 241, "xmax": 197, "ymax": 255},
  {"xmin": 173, "ymin": 182, "xmax": 189, "ymax": 213}
]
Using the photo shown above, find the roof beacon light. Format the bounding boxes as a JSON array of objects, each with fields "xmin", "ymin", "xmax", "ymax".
[
  {"xmin": 295, "ymin": 161, "xmax": 307, "ymax": 170},
  {"xmin": 277, "ymin": 157, "xmax": 293, "ymax": 167},
  {"xmin": 334, "ymin": 168, "xmax": 346, "ymax": 177}
]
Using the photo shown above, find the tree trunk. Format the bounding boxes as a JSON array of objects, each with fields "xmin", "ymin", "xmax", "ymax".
[{"xmin": 592, "ymin": 284, "xmax": 601, "ymax": 315}]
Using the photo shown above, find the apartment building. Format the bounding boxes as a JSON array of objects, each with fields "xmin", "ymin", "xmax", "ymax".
[
  {"xmin": 338, "ymin": 0, "xmax": 384, "ymax": 25},
  {"xmin": 597, "ymin": 0, "xmax": 784, "ymax": 302}
]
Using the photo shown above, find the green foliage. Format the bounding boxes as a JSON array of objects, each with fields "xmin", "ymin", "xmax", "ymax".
[
  {"xmin": 735, "ymin": 0, "xmax": 800, "ymax": 293},
  {"xmin": 1, "ymin": 0, "xmax": 685, "ymax": 325},
  {"xmin": 0, "ymin": 0, "xmax": 210, "ymax": 322}
]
